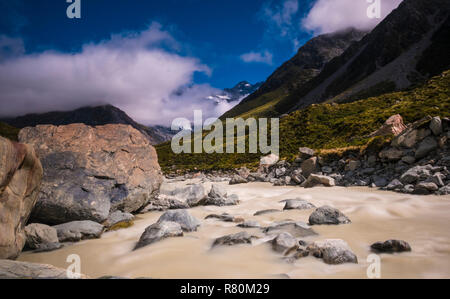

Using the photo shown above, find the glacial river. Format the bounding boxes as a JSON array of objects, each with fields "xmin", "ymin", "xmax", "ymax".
[{"xmin": 18, "ymin": 181, "xmax": 450, "ymax": 279}]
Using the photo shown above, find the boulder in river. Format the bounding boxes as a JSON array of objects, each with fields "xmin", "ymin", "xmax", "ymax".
[
  {"xmin": 229, "ymin": 175, "xmax": 248, "ymax": 185},
  {"xmin": 53, "ymin": 220, "xmax": 104, "ymax": 242},
  {"xmin": 205, "ymin": 213, "xmax": 244, "ymax": 223},
  {"xmin": 103, "ymin": 211, "xmax": 135, "ymax": 231},
  {"xmin": 271, "ymin": 232, "xmax": 298, "ymax": 255},
  {"xmin": 237, "ymin": 220, "xmax": 261, "ymax": 228},
  {"xmin": 19, "ymin": 124, "xmax": 163, "ymax": 225},
  {"xmin": 309, "ymin": 206, "xmax": 351, "ymax": 225},
  {"xmin": 24, "ymin": 223, "xmax": 59, "ymax": 250},
  {"xmin": 212, "ymin": 232, "xmax": 257, "ymax": 248},
  {"xmin": 283, "ymin": 199, "xmax": 315, "ymax": 210},
  {"xmin": 307, "ymin": 239, "xmax": 358, "ymax": 265},
  {"xmin": 263, "ymin": 221, "xmax": 317, "ymax": 238},
  {"xmin": 0, "ymin": 137, "xmax": 43, "ymax": 259},
  {"xmin": 254, "ymin": 209, "xmax": 280, "ymax": 216},
  {"xmin": 370, "ymin": 240, "xmax": 411, "ymax": 253},
  {"xmin": 134, "ymin": 221, "xmax": 183, "ymax": 250},
  {"xmin": 157, "ymin": 210, "xmax": 201, "ymax": 232}
]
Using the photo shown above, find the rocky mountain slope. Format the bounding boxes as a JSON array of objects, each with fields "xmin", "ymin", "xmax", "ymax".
[
  {"xmin": 221, "ymin": 28, "xmax": 367, "ymax": 119},
  {"xmin": 275, "ymin": 0, "xmax": 450, "ymax": 114},
  {"xmin": 1, "ymin": 105, "xmax": 176, "ymax": 145}
]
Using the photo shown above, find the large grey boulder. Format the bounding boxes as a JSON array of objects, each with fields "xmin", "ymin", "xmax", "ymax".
[
  {"xmin": 212, "ymin": 232, "xmax": 257, "ymax": 248},
  {"xmin": 19, "ymin": 124, "xmax": 163, "ymax": 225},
  {"xmin": 24, "ymin": 223, "xmax": 59, "ymax": 250},
  {"xmin": 134, "ymin": 221, "xmax": 183, "ymax": 250},
  {"xmin": 0, "ymin": 137, "xmax": 43, "ymax": 260},
  {"xmin": 204, "ymin": 184, "xmax": 240, "ymax": 206},
  {"xmin": 0, "ymin": 260, "xmax": 88, "ymax": 279},
  {"xmin": 307, "ymin": 239, "xmax": 358, "ymax": 265},
  {"xmin": 53, "ymin": 221, "xmax": 104, "ymax": 242},
  {"xmin": 157, "ymin": 210, "xmax": 201, "ymax": 232},
  {"xmin": 309, "ymin": 206, "xmax": 351, "ymax": 225}
]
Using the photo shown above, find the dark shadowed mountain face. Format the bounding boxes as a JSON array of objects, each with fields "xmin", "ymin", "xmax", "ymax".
[
  {"xmin": 275, "ymin": 0, "xmax": 450, "ymax": 114},
  {"xmin": 221, "ymin": 28, "xmax": 367, "ymax": 119},
  {"xmin": 1, "ymin": 105, "xmax": 177, "ymax": 145}
]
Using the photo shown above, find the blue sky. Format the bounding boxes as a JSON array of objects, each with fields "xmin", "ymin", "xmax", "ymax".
[
  {"xmin": 1, "ymin": 0, "xmax": 316, "ymax": 88},
  {"xmin": 0, "ymin": 0, "xmax": 402, "ymax": 125}
]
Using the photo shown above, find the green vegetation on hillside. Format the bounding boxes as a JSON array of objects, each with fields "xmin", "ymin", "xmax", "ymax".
[
  {"xmin": 157, "ymin": 70, "xmax": 450, "ymax": 172},
  {"xmin": 0, "ymin": 122, "xmax": 19, "ymax": 141}
]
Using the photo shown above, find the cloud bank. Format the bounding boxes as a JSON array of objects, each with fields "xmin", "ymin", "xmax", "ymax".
[
  {"xmin": 0, "ymin": 23, "xmax": 227, "ymax": 126},
  {"xmin": 240, "ymin": 50, "xmax": 273, "ymax": 65},
  {"xmin": 303, "ymin": 0, "xmax": 404, "ymax": 34}
]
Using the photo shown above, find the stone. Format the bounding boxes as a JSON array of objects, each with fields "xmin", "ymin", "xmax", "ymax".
[
  {"xmin": 229, "ymin": 175, "xmax": 248, "ymax": 185},
  {"xmin": 53, "ymin": 221, "xmax": 104, "ymax": 242},
  {"xmin": 236, "ymin": 167, "xmax": 250, "ymax": 179},
  {"xmin": 301, "ymin": 157, "xmax": 318, "ymax": 178},
  {"xmin": 391, "ymin": 116, "xmax": 433, "ymax": 148},
  {"xmin": 262, "ymin": 221, "xmax": 317, "ymax": 238},
  {"xmin": 283, "ymin": 199, "xmax": 315, "ymax": 210},
  {"xmin": 298, "ymin": 147, "xmax": 315, "ymax": 159},
  {"xmin": 386, "ymin": 179, "xmax": 403, "ymax": 191},
  {"xmin": 19, "ymin": 124, "xmax": 163, "ymax": 225},
  {"xmin": 205, "ymin": 213, "xmax": 243, "ymax": 223},
  {"xmin": 369, "ymin": 114, "xmax": 407, "ymax": 137},
  {"xmin": 379, "ymin": 148, "xmax": 404, "ymax": 161},
  {"xmin": 437, "ymin": 185, "xmax": 450, "ymax": 195},
  {"xmin": 103, "ymin": 211, "xmax": 134, "ymax": 231},
  {"xmin": 309, "ymin": 206, "xmax": 351, "ymax": 225},
  {"xmin": 307, "ymin": 239, "xmax": 358, "ymax": 265},
  {"xmin": 0, "ymin": 137, "xmax": 43, "ymax": 259},
  {"xmin": 432, "ymin": 173, "xmax": 445, "ymax": 187},
  {"xmin": 415, "ymin": 137, "xmax": 438, "ymax": 159},
  {"xmin": 24, "ymin": 223, "xmax": 59, "ymax": 250},
  {"xmin": 237, "ymin": 221, "xmax": 261, "ymax": 228},
  {"xmin": 33, "ymin": 242, "xmax": 63, "ymax": 253},
  {"xmin": 0, "ymin": 260, "xmax": 88, "ymax": 279},
  {"xmin": 430, "ymin": 116, "xmax": 443, "ymax": 136},
  {"xmin": 204, "ymin": 194, "xmax": 240, "ymax": 207},
  {"xmin": 134, "ymin": 221, "xmax": 183, "ymax": 250},
  {"xmin": 169, "ymin": 184, "xmax": 209, "ymax": 207},
  {"xmin": 400, "ymin": 165, "xmax": 432, "ymax": 184},
  {"xmin": 414, "ymin": 182, "xmax": 439, "ymax": 194},
  {"xmin": 373, "ymin": 177, "xmax": 388, "ymax": 187},
  {"xmin": 212, "ymin": 232, "xmax": 256, "ymax": 248},
  {"xmin": 209, "ymin": 184, "xmax": 227, "ymax": 199},
  {"xmin": 271, "ymin": 233, "xmax": 297, "ymax": 254},
  {"xmin": 401, "ymin": 156, "xmax": 416, "ymax": 164},
  {"xmin": 321, "ymin": 166, "xmax": 333, "ymax": 174},
  {"xmin": 370, "ymin": 240, "xmax": 411, "ymax": 253},
  {"xmin": 254, "ymin": 209, "xmax": 280, "ymax": 216},
  {"xmin": 157, "ymin": 210, "xmax": 201, "ymax": 232},
  {"xmin": 302, "ymin": 174, "xmax": 335, "ymax": 188},
  {"xmin": 260, "ymin": 154, "xmax": 279, "ymax": 166}
]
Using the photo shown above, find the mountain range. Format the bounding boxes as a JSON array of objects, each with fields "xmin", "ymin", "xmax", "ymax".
[
  {"xmin": 223, "ymin": 0, "xmax": 450, "ymax": 119},
  {"xmin": 207, "ymin": 81, "xmax": 263, "ymax": 104}
]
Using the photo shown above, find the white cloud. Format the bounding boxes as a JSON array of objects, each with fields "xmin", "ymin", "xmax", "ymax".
[
  {"xmin": 262, "ymin": 0, "xmax": 299, "ymax": 37},
  {"xmin": 0, "ymin": 23, "xmax": 225, "ymax": 126},
  {"xmin": 302, "ymin": 0, "xmax": 404, "ymax": 34},
  {"xmin": 240, "ymin": 50, "xmax": 273, "ymax": 65}
]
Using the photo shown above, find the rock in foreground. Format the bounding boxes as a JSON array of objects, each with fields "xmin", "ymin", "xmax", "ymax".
[
  {"xmin": 157, "ymin": 210, "xmax": 201, "ymax": 232},
  {"xmin": 307, "ymin": 239, "xmax": 358, "ymax": 265},
  {"xmin": 0, "ymin": 259, "xmax": 88, "ymax": 279},
  {"xmin": 0, "ymin": 137, "xmax": 43, "ymax": 259},
  {"xmin": 24, "ymin": 223, "xmax": 59, "ymax": 250},
  {"xmin": 309, "ymin": 206, "xmax": 351, "ymax": 225},
  {"xmin": 212, "ymin": 232, "xmax": 257, "ymax": 248},
  {"xmin": 53, "ymin": 221, "xmax": 104, "ymax": 242},
  {"xmin": 19, "ymin": 124, "xmax": 163, "ymax": 225},
  {"xmin": 370, "ymin": 240, "xmax": 412, "ymax": 253},
  {"xmin": 134, "ymin": 221, "xmax": 183, "ymax": 250}
]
